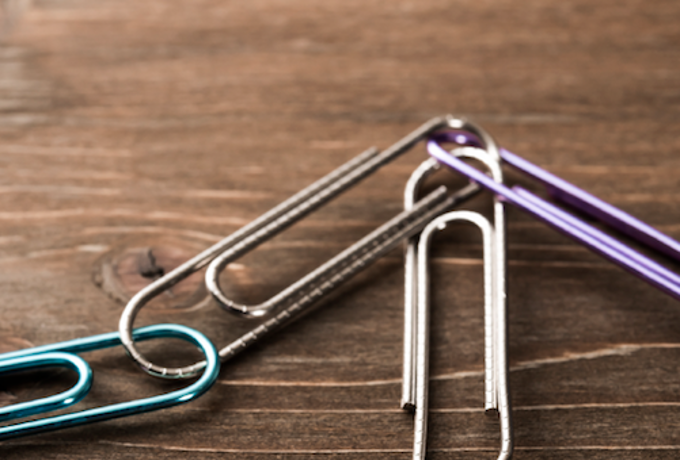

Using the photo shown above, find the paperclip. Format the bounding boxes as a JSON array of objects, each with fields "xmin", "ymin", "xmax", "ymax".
[
  {"xmin": 119, "ymin": 117, "xmax": 481, "ymax": 379},
  {"xmin": 0, "ymin": 324, "xmax": 219, "ymax": 440},
  {"xmin": 403, "ymin": 153, "xmax": 512, "ymax": 459},
  {"xmin": 410, "ymin": 211, "xmax": 512, "ymax": 460},
  {"xmin": 402, "ymin": 150, "xmax": 506, "ymax": 412},
  {"xmin": 427, "ymin": 119, "xmax": 680, "ymax": 300}
]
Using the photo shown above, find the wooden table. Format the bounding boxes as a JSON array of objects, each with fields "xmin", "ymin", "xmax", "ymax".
[{"xmin": 1, "ymin": 1, "xmax": 678, "ymax": 458}]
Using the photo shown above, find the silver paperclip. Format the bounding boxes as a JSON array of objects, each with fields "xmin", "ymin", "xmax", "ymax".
[
  {"xmin": 403, "ymin": 153, "xmax": 513, "ymax": 459},
  {"xmin": 119, "ymin": 117, "xmax": 480, "ymax": 378}
]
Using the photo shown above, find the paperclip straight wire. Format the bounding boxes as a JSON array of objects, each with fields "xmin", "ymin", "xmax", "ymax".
[
  {"xmin": 212, "ymin": 185, "xmax": 478, "ymax": 366},
  {"xmin": 0, "ymin": 324, "xmax": 219, "ymax": 441},
  {"xmin": 412, "ymin": 211, "xmax": 512, "ymax": 460},
  {"xmin": 451, "ymin": 144, "xmax": 507, "ymax": 414},
  {"xmin": 120, "ymin": 116, "xmax": 479, "ymax": 379},
  {"xmin": 428, "ymin": 141, "xmax": 680, "ymax": 301},
  {"xmin": 401, "ymin": 158, "xmax": 441, "ymax": 410},
  {"xmin": 513, "ymin": 187, "xmax": 680, "ymax": 287},
  {"xmin": 499, "ymin": 148, "xmax": 680, "ymax": 262}
]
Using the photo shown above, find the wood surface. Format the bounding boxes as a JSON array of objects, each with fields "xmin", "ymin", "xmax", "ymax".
[{"xmin": 0, "ymin": 0, "xmax": 679, "ymax": 458}]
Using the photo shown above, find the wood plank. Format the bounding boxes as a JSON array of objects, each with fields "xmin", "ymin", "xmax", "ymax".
[{"xmin": 0, "ymin": 0, "xmax": 678, "ymax": 458}]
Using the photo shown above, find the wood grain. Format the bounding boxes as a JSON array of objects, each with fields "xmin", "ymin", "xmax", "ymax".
[{"xmin": 0, "ymin": 0, "xmax": 678, "ymax": 458}]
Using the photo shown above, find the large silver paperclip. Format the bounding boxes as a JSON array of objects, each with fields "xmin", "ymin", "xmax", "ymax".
[
  {"xmin": 403, "ymin": 151, "xmax": 513, "ymax": 459},
  {"xmin": 119, "ymin": 116, "xmax": 480, "ymax": 378}
]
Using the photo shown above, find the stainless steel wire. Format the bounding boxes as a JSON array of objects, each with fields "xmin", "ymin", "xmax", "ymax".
[
  {"xmin": 203, "ymin": 117, "xmax": 460, "ymax": 318},
  {"xmin": 119, "ymin": 115, "xmax": 479, "ymax": 378},
  {"xmin": 404, "ymin": 139, "xmax": 513, "ymax": 459},
  {"xmin": 401, "ymin": 157, "xmax": 442, "ymax": 410},
  {"xmin": 410, "ymin": 210, "xmax": 512, "ymax": 460},
  {"xmin": 401, "ymin": 118, "xmax": 507, "ymax": 412}
]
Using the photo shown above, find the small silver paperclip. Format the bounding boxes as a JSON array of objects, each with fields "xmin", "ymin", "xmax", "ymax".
[
  {"xmin": 403, "ymin": 151, "xmax": 513, "ymax": 459},
  {"xmin": 119, "ymin": 117, "xmax": 481, "ymax": 378}
]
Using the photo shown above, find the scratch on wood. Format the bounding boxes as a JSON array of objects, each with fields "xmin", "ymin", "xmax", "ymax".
[
  {"xmin": 435, "ymin": 257, "xmax": 618, "ymax": 270},
  {"xmin": 96, "ymin": 441, "xmax": 680, "ymax": 454},
  {"xmin": 216, "ymin": 342, "xmax": 680, "ymax": 388},
  {"xmin": 0, "ymin": 145, "xmax": 133, "ymax": 157},
  {"xmin": 81, "ymin": 226, "xmax": 224, "ymax": 243}
]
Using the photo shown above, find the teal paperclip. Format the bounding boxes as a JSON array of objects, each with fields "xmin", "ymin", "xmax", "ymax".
[{"xmin": 0, "ymin": 323, "xmax": 219, "ymax": 440}]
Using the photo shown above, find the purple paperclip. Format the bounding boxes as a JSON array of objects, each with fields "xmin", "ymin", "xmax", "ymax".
[
  {"xmin": 500, "ymin": 148, "xmax": 680, "ymax": 263},
  {"xmin": 427, "ymin": 133, "xmax": 680, "ymax": 301}
]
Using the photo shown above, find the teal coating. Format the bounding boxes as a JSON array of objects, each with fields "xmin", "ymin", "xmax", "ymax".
[
  {"xmin": 0, "ymin": 352, "xmax": 92, "ymax": 422},
  {"xmin": 0, "ymin": 324, "xmax": 220, "ymax": 440}
]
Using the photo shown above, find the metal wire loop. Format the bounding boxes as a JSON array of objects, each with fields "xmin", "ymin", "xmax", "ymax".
[
  {"xmin": 401, "ymin": 135, "xmax": 512, "ymax": 459},
  {"xmin": 0, "ymin": 324, "xmax": 219, "ymax": 440},
  {"xmin": 119, "ymin": 116, "xmax": 480, "ymax": 379},
  {"xmin": 408, "ymin": 209, "xmax": 513, "ymax": 460}
]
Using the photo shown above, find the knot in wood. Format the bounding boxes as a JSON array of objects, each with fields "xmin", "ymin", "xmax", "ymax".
[{"xmin": 93, "ymin": 238, "xmax": 208, "ymax": 311}]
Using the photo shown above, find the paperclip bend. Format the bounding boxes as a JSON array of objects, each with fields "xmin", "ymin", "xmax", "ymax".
[
  {"xmin": 0, "ymin": 324, "xmax": 219, "ymax": 441},
  {"xmin": 411, "ymin": 210, "xmax": 513, "ymax": 460},
  {"xmin": 0, "ymin": 353, "xmax": 92, "ymax": 422},
  {"xmin": 119, "ymin": 116, "xmax": 481, "ymax": 379},
  {"xmin": 426, "ymin": 121, "xmax": 680, "ymax": 301}
]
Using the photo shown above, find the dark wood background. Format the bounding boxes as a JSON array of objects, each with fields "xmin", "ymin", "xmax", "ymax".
[{"xmin": 0, "ymin": 0, "xmax": 678, "ymax": 458}]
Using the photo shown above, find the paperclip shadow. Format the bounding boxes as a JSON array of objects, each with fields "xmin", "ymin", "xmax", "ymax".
[{"xmin": 0, "ymin": 324, "xmax": 219, "ymax": 441}]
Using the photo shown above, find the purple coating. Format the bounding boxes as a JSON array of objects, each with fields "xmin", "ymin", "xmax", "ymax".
[
  {"xmin": 427, "ymin": 139, "xmax": 680, "ymax": 301},
  {"xmin": 499, "ymin": 148, "xmax": 680, "ymax": 263},
  {"xmin": 513, "ymin": 186, "xmax": 680, "ymax": 287},
  {"xmin": 431, "ymin": 131, "xmax": 680, "ymax": 264}
]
